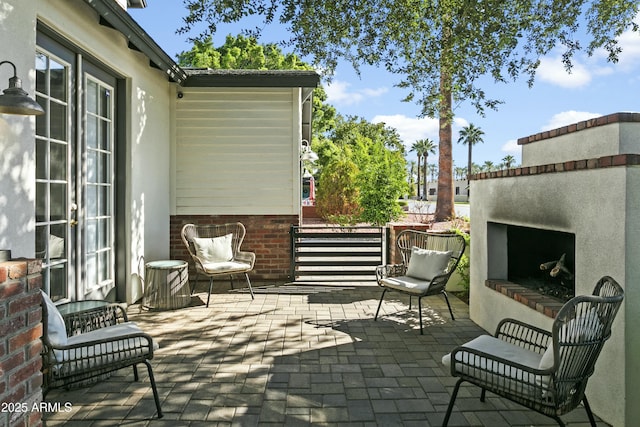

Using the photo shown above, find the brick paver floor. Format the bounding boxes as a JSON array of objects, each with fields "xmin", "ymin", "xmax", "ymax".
[{"xmin": 43, "ymin": 283, "xmax": 608, "ymax": 426}]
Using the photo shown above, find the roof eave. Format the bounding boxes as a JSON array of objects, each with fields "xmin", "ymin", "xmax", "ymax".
[
  {"xmin": 183, "ymin": 71, "xmax": 321, "ymax": 88},
  {"xmin": 83, "ymin": 0, "xmax": 187, "ymax": 83}
]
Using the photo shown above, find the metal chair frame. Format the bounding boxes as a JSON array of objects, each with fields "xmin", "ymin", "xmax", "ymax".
[{"xmin": 375, "ymin": 230, "xmax": 466, "ymax": 334}]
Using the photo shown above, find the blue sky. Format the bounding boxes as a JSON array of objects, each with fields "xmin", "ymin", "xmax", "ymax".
[{"xmin": 130, "ymin": 4, "xmax": 640, "ymax": 168}]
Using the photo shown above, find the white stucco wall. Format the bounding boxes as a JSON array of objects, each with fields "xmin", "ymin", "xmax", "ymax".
[
  {"xmin": 1, "ymin": 0, "xmax": 175, "ymax": 302},
  {"xmin": 470, "ymin": 154, "xmax": 639, "ymax": 426},
  {"xmin": 0, "ymin": 0, "xmax": 38, "ymax": 258},
  {"xmin": 522, "ymin": 121, "xmax": 639, "ymax": 167}
]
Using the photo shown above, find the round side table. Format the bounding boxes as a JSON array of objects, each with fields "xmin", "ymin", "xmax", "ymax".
[{"xmin": 143, "ymin": 260, "xmax": 190, "ymax": 310}]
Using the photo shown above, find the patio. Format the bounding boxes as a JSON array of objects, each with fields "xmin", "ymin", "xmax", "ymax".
[{"xmin": 43, "ymin": 283, "xmax": 607, "ymax": 426}]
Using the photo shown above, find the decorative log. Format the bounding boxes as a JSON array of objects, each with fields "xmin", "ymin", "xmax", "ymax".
[{"xmin": 540, "ymin": 253, "xmax": 574, "ymax": 280}]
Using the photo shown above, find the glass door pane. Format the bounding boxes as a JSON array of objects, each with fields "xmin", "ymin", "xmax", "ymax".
[
  {"xmin": 82, "ymin": 76, "xmax": 114, "ymax": 294},
  {"xmin": 35, "ymin": 51, "xmax": 72, "ymax": 301}
]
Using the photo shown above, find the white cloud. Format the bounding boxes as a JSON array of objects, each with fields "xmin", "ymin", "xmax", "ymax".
[
  {"xmin": 501, "ymin": 139, "xmax": 521, "ymax": 155},
  {"xmin": 537, "ymin": 55, "xmax": 592, "ymax": 88},
  {"xmin": 616, "ymin": 23, "xmax": 640, "ymax": 70},
  {"xmin": 500, "ymin": 139, "xmax": 522, "ymax": 159},
  {"xmin": 541, "ymin": 110, "xmax": 601, "ymax": 131},
  {"xmin": 325, "ymin": 80, "xmax": 388, "ymax": 106}
]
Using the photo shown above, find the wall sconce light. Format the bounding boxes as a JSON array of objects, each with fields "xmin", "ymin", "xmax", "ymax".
[
  {"xmin": 0, "ymin": 61, "xmax": 45, "ymax": 116},
  {"xmin": 301, "ymin": 139, "xmax": 318, "ymax": 162}
]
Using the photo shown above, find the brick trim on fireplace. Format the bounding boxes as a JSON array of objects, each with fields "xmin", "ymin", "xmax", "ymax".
[
  {"xmin": 471, "ymin": 153, "xmax": 640, "ymax": 181},
  {"xmin": 485, "ymin": 279, "xmax": 565, "ymax": 319}
]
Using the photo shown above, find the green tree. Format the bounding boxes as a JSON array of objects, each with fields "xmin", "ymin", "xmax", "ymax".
[
  {"xmin": 502, "ymin": 154, "xmax": 516, "ymax": 169},
  {"xmin": 407, "ymin": 160, "xmax": 417, "ymax": 197},
  {"xmin": 315, "ymin": 149, "xmax": 362, "ymax": 224},
  {"xmin": 457, "ymin": 123, "xmax": 485, "ymax": 197},
  {"xmin": 482, "ymin": 161, "xmax": 496, "ymax": 172},
  {"xmin": 409, "ymin": 141, "xmax": 423, "ymax": 200},
  {"xmin": 180, "ymin": 0, "xmax": 639, "ymax": 221},
  {"xmin": 315, "ymin": 116, "xmax": 407, "ymax": 224}
]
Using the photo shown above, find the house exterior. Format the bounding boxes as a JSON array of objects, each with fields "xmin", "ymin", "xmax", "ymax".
[
  {"xmin": 0, "ymin": 0, "xmax": 319, "ymax": 306},
  {"xmin": 426, "ymin": 178, "xmax": 469, "ymax": 203}
]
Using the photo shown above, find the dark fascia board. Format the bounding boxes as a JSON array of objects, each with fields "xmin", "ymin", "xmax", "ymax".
[
  {"xmin": 83, "ymin": 0, "xmax": 187, "ymax": 83},
  {"xmin": 183, "ymin": 69, "xmax": 321, "ymax": 88},
  {"xmin": 128, "ymin": 0, "xmax": 147, "ymax": 8}
]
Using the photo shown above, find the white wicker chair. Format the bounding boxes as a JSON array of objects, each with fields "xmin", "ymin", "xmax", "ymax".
[{"xmin": 181, "ymin": 222, "xmax": 255, "ymax": 307}]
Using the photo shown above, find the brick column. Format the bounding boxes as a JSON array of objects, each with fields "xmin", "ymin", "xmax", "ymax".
[{"xmin": 0, "ymin": 259, "xmax": 43, "ymax": 427}]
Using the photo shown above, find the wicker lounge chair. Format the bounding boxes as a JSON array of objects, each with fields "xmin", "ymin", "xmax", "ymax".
[
  {"xmin": 442, "ymin": 276, "xmax": 624, "ymax": 426},
  {"xmin": 181, "ymin": 222, "xmax": 255, "ymax": 307},
  {"xmin": 40, "ymin": 291, "xmax": 162, "ymax": 418},
  {"xmin": 375, "ymin": 230, "xmax": 466, "ymax": 334}
]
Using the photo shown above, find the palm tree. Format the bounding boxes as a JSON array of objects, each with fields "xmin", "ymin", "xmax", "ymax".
[
  {"xmin": 419, "ymin": 139, "xmax": 437, "ymax": 200},
  {"xmin": 407, "ymin": 160, "xmax": 417, "ymax": 197},
  {"xmin": 410, "ymin": 142, "xmax": 423, "ymax": 199},
  {"xmin": 411, "ymin": 139, "xmax": 437, "ymax": 200},
  {"xmin": 457, "ymin": 123, "xmax": 484, "ymax": 196},
  {"xmin": 502, "ymin": 154, "xmax": 516, "ymax": 169},
  {"xmin": 482, "ymin": 160, "xmax": 495, "ymax": 172}
]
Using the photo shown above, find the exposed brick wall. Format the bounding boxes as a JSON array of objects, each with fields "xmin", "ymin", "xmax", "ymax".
[
  {"xmin": 0, "ymin": 259, "xmax": 43, "ymax": 427},
  {"xmin": 170, "ymin": 214, "xmax": 298, "ymax": 282}
]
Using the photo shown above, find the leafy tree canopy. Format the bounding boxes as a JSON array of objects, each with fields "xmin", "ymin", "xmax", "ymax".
[
  {"xmin": 314, "ymin": 116, "xmax": 408, "ymax": 225},
  {"xmin": 178, "ymin": 1, "xmax": 637, "ymax": 220},
  {"xmin": 179, "ymin": 1, "xmax": 639, "ymax": 117}
]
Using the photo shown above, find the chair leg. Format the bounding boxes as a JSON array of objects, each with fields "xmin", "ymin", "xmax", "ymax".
[
  {"xmin": 418, "ymin": 297, "xmax": 424, "ymax": 334},
  {"xmin": 582, "ymin": 396, "xmax": 597, "ymax": 427},
  {"xmin": 191, "ymin": 272, "xmax": 199, "ymax": 295},
  {"xmin": 375, "ymin": 288, "xmax": 388, "ymax": 321},
  {"xmin": 245, "ymin": 273, "xmax": 255, "ymax": 299},
  {"xmin": 480, "ymin": 388, "xmax": 486, "ymax": 402},
  {"xmin": 143, "ymin": 360, "xmax": 163, "ymax": 419},
  {"xmin": 442, "ymin": 291, "xmax": 455, "ymax": 320},
  {"xmin": 229, "ymin": 274, "xmax": 235, "ymax": 290},
  {"xmin": 133, "ymin": 365, "xmax": 139, "ymax": 381},
  {"xmin": 409, "ymin": 295, "xmax": 412, "ymax": 310},
  {"xmin": 442, "ymin": 378, "xmax": 463, "ymax": 426},
  {"xmin": 207, "ymin": 277, "xmax": 214, "ymax": 307}
]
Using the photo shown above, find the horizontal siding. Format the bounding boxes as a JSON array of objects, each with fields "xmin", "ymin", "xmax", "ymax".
[{"xmin": 175, "ymin": 88, "xmax": 298, "ymax": 215}]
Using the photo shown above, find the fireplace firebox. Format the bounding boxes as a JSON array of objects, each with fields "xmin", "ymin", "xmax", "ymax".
[{"xmin": 505, "ymin": 224, "xmax": 575, "ymax": 301}]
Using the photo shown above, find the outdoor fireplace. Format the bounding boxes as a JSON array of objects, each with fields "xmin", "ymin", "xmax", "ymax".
[
  {"xmin": 469, "ymin": 112, "xmax": 640, "ymax": 427},
  {"xmin": 488, "ymin": 222, "xmax": 575, "ymax": 302}
]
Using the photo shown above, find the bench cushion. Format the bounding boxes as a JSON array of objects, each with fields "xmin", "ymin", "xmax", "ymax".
[
  {"xmin": 52, "ymin": 322, "xmax": 157, "ymax": 375},
  {"xmin": 379, "ymin": 275, "xmax": 432, "ymax": 295}
]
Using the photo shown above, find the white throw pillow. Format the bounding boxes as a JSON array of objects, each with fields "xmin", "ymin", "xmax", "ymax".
[
  {"xmin": 193, "ymin": 234, "xmax": 234, "ymax": 263},
  {"xmin": 49, "ymin": 234, "xmax": 65, "ymax": 258},
  {"xmin": 539, "ymin": 343, "xmax": 554, "ymax": 370},
  {"xmin": 405, "ymin": 247, "xmax": 452, "ymax": 281},
  {"xmin": 41, "ymin": 290, "xmax": 67, "ymax": 346},
  {"xmin": 538, "ymin": 307, "xmax": 603, "ymax": 370}
]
